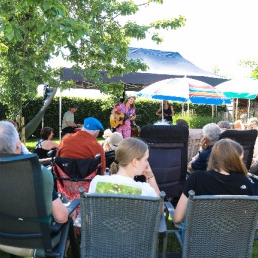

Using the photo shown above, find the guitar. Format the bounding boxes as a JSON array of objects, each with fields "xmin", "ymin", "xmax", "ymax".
[
  {"xmin": 110, "ymin": 113, "xmax": 127, "ymax": 128},
  {"xmin": 110, "ymin": 113, "xmax": 138, "ymax": 128}
]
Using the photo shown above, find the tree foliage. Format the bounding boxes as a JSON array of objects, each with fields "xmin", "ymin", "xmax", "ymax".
[{"xmin": 0, "ymin": 0, "xmax": 186, "ymax": 117}]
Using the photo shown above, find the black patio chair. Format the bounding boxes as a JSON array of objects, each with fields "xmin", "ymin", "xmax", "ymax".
[
  {"xmin": 140, "ymin": 124, "xmax": 189, "ymax": 206},
  {"xmin": 0, "ymin": 153, "xmax": 79, "ymax": 258}
]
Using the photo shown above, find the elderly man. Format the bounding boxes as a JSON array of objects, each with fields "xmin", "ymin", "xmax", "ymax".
[
  {"xmin": 0, "ymin": 121, "xmax": 69, "ymax": 256},
  {"xmin": 188, "ymin": 123, "xmax": 221, "ymax": 172},
  {"xmin": 58, "ymin": 117, "xmax": 106, "ymax": 174},
  {"xmin": 0, "ymin": 121, "xmax": 69, "ymax": 223}
]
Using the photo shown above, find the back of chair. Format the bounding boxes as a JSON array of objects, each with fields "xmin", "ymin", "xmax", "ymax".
[
  {"xmin": 105, "ymin": 150, "xmax": 115, "ymax": 169},
  {"xmin": 182, "ymin": 190, "xmax": 258, "ymax": 258},
  {"xmin": 219, "ymin": 129, "xmax": 257, "ymax": 170},
  {"xmin": 0, "ymin": 154, "xmax": 53, "ymax": 251},
  {"xmin": 79, "ymin": 190, "xmax": 165, "ymax": 258},
  {"xmin": 53, "ymin": 154, "xmax": 102, "ymax": 200},
  {"xmin": 140, "ymin": 124, "xmax": 188, "ymax": 203}
]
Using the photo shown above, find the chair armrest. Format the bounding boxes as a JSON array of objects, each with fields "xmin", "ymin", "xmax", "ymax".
[
  {"xmin": 65, "ymin": 199, "xmax": 80, "ymax": 215},
  {"xmin": 50, "ymin": 199, "xmax": 80, "ymax": 232},
  {"xmin": 164, "ymin": 201, "xmax": 182, "ymax": 229}
]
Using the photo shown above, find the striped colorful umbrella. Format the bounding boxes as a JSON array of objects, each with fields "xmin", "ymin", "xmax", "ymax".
[{"xmin": 137, "ymin": 77, "xmax": 231, "ymax": 105}]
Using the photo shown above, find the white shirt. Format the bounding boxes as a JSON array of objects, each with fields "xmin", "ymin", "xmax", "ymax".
[{"xmin": 89, "ymin": 174, "xmax": 157, "ymax": 197}]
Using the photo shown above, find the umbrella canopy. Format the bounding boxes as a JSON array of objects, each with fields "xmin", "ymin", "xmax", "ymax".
[
  {"xmin": 215, "ymin": 78, "xmax": 258, "ymax": 100},
  {"xmin": 215, "ymin": 78, "xmax": 258, "ymax": 120},
  {"xmin": 137, "ymin": 77, "xmax": 231, "ymax": 105}
]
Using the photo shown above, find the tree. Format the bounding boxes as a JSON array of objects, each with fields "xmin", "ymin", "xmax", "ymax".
[{"xmin": 0, "ymin": 0, "xmax": 185, "ymax": 133}]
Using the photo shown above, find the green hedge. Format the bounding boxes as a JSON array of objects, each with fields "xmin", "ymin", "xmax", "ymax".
[{"xmin": 1, "ymin": 96, "xmax": 227, "ymax": 138}]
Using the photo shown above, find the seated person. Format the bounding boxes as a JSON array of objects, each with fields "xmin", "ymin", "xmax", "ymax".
[
  {"xmin": 234, "ymin": 119, "xmax": 245, "ymax": 130},
  {"xmin": 61, "ymin": 103, "xmax": 81, "ymax": 137},
  {"xmin": 174, "ymin": 138, "xmax": 256, "ymax": 223},
  {"xmin": 0, "ymin": 121, "xmax": 68, "ymax": 223},
  {"xmin": 188, "ymin": 123, "xmax": 221, "ymax": 172},
  {"xmin": 58, "ymin": 117, "xmax": 106, "ymax": 174},
  {"xmin": 217, "ymin": 120, "xmax": 231, "ymax": 130},
  {"xmin": 101, "ymin": 128, "xmax": 112, "ymax": 146},
  {"xmin": 103, "ymin": 132, "xmax": 123, "ymax": 152},
  {"xmin": 0, "ymin": 121, "xmax": 69, "ymax": 256},
  {"xmin": 89, "ymin": 137, "xmax": 160, "ymax": 197},
  {"xmin": 34, "ymin": 127, "xmax": 59, "ymax": 159},
  {"xmin": 176, "ymin": 119, "xmax": 189, "ymax": 129},
  {"xmin": 247, "ymin": 117, "xmax": 258, "ymax": 174}
]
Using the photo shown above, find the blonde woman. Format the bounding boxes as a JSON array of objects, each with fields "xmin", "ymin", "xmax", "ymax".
[{"xmin": 89, "ymin": 137, "xmax": 160, "ymax": 197}]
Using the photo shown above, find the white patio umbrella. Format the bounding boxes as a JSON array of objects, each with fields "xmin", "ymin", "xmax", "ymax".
[
  {"xmin": 137, "ymin": 77, "xmax": 231, "ymax": 121},
  {"xmin": 215, "ymin": 78, "xmax": 258, "ymax": 120}
]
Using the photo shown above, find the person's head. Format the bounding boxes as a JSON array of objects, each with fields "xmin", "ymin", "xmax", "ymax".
[
  {"xmin": 0, "ymin": 121, "xmax": 21, "ymax": 154},
  {"xmin": 247, "ymin": 117, "xmax": 258, "ymax": 130},
  {"xmin": 202, "ymin": 123, "xmax": 221, "ymax": 145},
  {"xmin": 82, "ymin": 117, "xmax": 104, "ymax": 137},
  {"xmin": 163, "ymin": 100, "xmax": 169, "ymax": 105},
  {"xmin": 69, "ymin": 103, "xmax": 78, "ymax": 113},
  {"xmin": 207, "ymin": 138, "xmax": 248, "ymax": 175},
  {"xmin": 234, "ymin": 120, "xmax": 245, "ymax": 130},
  {"xmin": 109, "ymin": 138, "xmax": 148, "ymax": 175},
  {"xmin": 103, "ymin": 129, "xmax": 112, "ymax": 139},
  {"xmin": 176, "ymin": 119, "xmax": 189, "ymax": 129},
  {"xmin": 217, "ymin": 120, "xmax": 231, "ymax": 130},
  {"xmin": 40, "ymin": 127, "xmax": 54, "ymax": 140},
  {"xmin": 105, "ymin": 132, "xmax": 123, "ymax": 151},
  {"xmin": 124, "ymin": 96, "xmax": 135, "ymax": 108}
]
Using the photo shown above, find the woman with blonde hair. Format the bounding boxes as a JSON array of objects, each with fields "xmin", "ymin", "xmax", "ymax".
[
  {"xmin": 174, "ymin": 138, "xmax": 256, "ymax": 223},
  {"xmin": 89, "ymin": 137, "xmax": 160, "ymax": 197}
]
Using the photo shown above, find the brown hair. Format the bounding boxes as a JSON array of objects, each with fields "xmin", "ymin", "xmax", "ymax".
[
  {"xmin": 109, "ymin": 137, "xmax": 148, "ymax": 175},
  {"xmin": 40, "ymin": 127, "xmax": 54, "ymax": 140},
  {"xmin": 207, "ymin": 138, "xmax": 248, "ymax": 175},
  {"xmin": 124, "ymin": 96, "xmax": 136, "ymax": 109}
]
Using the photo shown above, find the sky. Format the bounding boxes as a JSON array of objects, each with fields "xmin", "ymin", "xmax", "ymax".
[
  {"xmin": 127, "ymin": 0, "xmax": 258, "ymax": 78},
  {"xmin": 50, "ymin": 0, "xmax": 258, "ymax": 79}
]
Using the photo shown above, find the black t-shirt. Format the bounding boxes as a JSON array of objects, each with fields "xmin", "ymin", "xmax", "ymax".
[{"xmin": 183, "ymin": 170, "xmax": 256, "ymax": 197}]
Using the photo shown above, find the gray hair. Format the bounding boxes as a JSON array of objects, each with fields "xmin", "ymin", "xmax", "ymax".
[
  {"xmin": 217, "ymin": 120, "xmax": 231, "ymax": 129},
  {"xmin": 81, "ymin": 127, "xmax": 99, "ymax": 135},
  {"xmin": 202, "ymin": 123, "xmax": 221, "ymax": 145},
  {"xmin": 0, "ymin": 121, "xmax": 20, "ymax": 153}
]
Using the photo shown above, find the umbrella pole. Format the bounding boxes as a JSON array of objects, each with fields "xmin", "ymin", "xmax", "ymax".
[
  {"xmin": 248, "ymin": 99, "xmax": 250, "ymax": 120},
  {"xmin": 162, "ymin": 101, "xmax": 164, "ymax": 122},
  {"xmin": 236, "ymin": 98, "xmax": 238, "ymax": 120}
]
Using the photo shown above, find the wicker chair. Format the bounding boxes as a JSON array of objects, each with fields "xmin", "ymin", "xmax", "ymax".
[
  {"xmin": 165, "ymin": 190, "xmax": 258, "ymax": 258},
  {"xmin": 140, "ymin": 124, "xmax": 189, "ymax": 205},
  {"xmin": 79, "ymin": 188, "xmax": 165, "ymax": 258}
]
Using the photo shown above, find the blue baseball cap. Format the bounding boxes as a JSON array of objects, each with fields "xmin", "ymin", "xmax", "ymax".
[{"xmin": 84, "ymin": 117, "xmax": 104, "ymax": 131}]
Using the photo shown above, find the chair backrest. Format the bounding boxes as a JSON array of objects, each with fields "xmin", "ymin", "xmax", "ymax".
[
  {"xmin": 182, "ymin": 190, "xmax": 258, "ymax": 258},
  {"xmin": 140, "ymin": 124, "xmax": 189, "ymax": 204},
  {"xmin": 105, "ymin": 150, "xmax": 115, "ymax": 169},
  {"xmin": 53, "ymin": 154, "xmax": 102, "ymax": 200},
  {"xmin": 188, "ymin": 129, "xmax": 203, "ymax": 162},
  {"xmin": 79, "ymin": 189, "xmax": 165, "ymax": 258},
  {"xmin": 219, "ymin": 129, "xmax": 257, "ymax": 170},
  {"xmin": 0, "ymin": 153, "xmax": 55, "ymax": 254}
]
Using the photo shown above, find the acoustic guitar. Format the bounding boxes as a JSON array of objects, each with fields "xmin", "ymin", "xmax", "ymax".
[
  {"xmin": 110, "ymin": 113, "xmax": 139, "ymax": 128},
  {"xmin": 110, "ymin": 113, "xmax": 127, "ymax": 128}
]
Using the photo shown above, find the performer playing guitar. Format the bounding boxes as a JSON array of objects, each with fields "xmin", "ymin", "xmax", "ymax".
[{"xmin": 111, "ymin": 96, "xmax": 136, "ymax": 138}]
